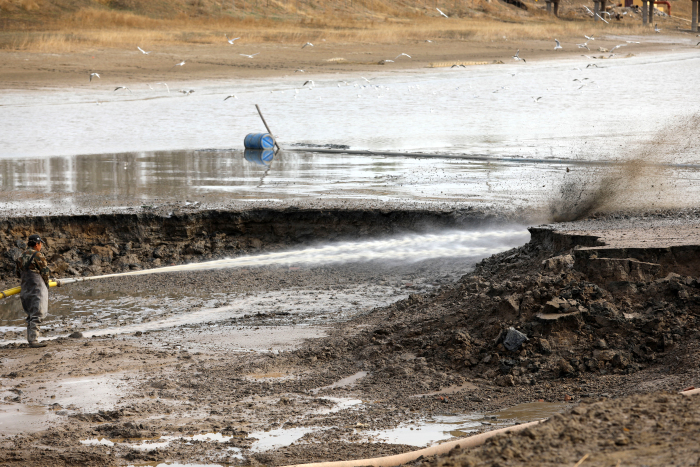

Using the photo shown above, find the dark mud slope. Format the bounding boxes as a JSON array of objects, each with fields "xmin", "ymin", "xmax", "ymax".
[
  {"xmin": 0, "ymin": 207, "xmax": 502, "ymax": 284},
  {"xmin": 293, "ymin": 225, "xmax": 700, "ymax": 398},
  {"xmin": 418, "ymin": 392, "xmax": 700, "ymax": 467}
]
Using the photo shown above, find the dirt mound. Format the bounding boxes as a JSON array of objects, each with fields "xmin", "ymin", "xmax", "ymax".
[
  {"xmin": 419, "ymin": 392, "xmax": 700, "ymax": 467},
  {"xmin": 295, "ymin": 226, "xmax": 700, "ymax": 397}
]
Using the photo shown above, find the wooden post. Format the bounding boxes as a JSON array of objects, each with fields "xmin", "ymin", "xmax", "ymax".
[
  {"xmin": 593, "ymin": 0, "xmax": 599, "ymax": 20},
  {"xmin": 553, "ymin": 0, "xmax": 559, "ymax": 16},
  {"xmin": 546, "ymin": 0, "xmax": 552, "ymax": 14},
  {"xmin": 642, "ymin": 0, "xmax": 648, "ymax": 24},
  {"xmin": 693, "ymin": 0, "xmax": 699, "ymax": 32},
  {"xmin": 648, "ymin": 0, "xmax": 654, "ymax": 24},
  {"xmin": 254, "ymin": 104, "xmax": 281, "ymax": 151},
  {"xmin": 600, "ymin": 0, "xmax": 606, "ymax": 16}
]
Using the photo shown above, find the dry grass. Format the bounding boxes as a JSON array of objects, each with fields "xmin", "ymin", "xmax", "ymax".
[{"xmin": 0, "ymin": 0, "xmax": 672, "ymax": 52}]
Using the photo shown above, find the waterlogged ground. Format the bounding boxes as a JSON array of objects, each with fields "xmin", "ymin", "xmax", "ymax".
[
  {"xmin": 2, "ymin": 47, "xmax": 700, "ymax": 466},
  {"xmin": 1, "ymin": 52, "xmax": 700, "ymax": 215}
]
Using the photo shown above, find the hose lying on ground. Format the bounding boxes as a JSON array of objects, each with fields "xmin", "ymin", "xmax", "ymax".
[{"xmin": 281, "ymin": 420, "xmax": 543, "ymax": 467}]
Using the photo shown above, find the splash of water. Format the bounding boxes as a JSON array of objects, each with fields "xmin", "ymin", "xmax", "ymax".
[{"xmin": 60, "ymin": 228, "xmax": 529, "ymax": 285}]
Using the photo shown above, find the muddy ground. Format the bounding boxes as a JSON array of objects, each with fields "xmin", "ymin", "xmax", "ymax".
[{"xmin": 0, "ymin": 207, "xmax": 699, "ymax": 466}]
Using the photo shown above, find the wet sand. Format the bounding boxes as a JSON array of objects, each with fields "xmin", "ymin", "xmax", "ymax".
[{"xmin": 0, "ymin": 37, "xmax": 690, "ymax": 91}]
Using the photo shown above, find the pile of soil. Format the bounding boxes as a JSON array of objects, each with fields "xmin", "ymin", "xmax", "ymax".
[
  {"xmin": 292, "ymin": 226, "xmax": 700, "ymax": 402},
  {"xmin": 417, "ymin": 392, "xmax": 700, "ymax": 466}
]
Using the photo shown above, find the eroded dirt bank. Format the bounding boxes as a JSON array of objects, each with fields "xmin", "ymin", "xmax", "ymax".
[
  {"xmin": 0, "ymin": 209, "xmax": 699, "ymax": 466},
  {"xmin": 0, "ymin": 207, "xmax": 501, "ymax": 286}
]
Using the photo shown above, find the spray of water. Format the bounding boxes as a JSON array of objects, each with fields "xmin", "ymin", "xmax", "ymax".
[{"xmin": 59, "ymin": 228, "xmax": 529, "ymax": 285}]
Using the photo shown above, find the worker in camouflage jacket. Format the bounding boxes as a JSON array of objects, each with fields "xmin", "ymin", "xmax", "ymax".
[{"xmin": 16, "ymin": 234, "xmax": 52, "ymax": 348}]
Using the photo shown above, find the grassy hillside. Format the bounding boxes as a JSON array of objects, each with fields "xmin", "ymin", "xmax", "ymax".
[{"xmin": 0, "ymin": 0, "xmax": 686, "ymax": 51}]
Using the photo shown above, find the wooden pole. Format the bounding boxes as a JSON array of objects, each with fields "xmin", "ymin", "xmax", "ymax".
[
  {"xmin": 693, "ymin": 0, "xmax": 698, "ymax": 32},
  {"xmin": 255, "ymin": 104, "xmax": 281, "ymax": 151},
  {"xmin": 648, "ymin": 0, "xmax": 654, "ymax": 24},
  {"xmin": 642, "ymin": 0, "xmax": 648, "ymax": 25}
]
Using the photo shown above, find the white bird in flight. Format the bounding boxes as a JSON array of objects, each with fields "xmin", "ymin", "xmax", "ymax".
[
  {"xmin": 137, "ymin": 46, "xmax": 151, "ymax": 54},
  {"xmin": 512, "ymin": 49, "xmax": 526, "ymax": 62},
  {"xmin": 114, "ymin": 86, "xmax": 132, "ymax": 94},
  {"xmin": 155, "ymin": 82, "xmax": 170, "ymax": 93},
  {"xmin": 224, "ymin": 95, "xmax": 238, "ymax": 100},
  {"xmin": 302, "ymin": 42, "xmax": 313, "ymax": 48},
  {"xmin": 554, "ymin": 39, "xmax": 562, "ymax": 50},
  {"xmin": 609, "ymin": 44, "xmax": 627, "ymax": 53},
  {"xmin": 625, "ymin": 40, "xmax": 641, "ymax": 44},
  {"xmin": 395, "ymin": 53, "xmax": 411, "ymax": 59},
  {"xmin": 436, "ymin": 7, "xmax": 448, "ymax": 17},
  {"xmin": 361, "ymin": 76, "xmax": 373, "ymax": 83},
  {"xmin": 295, "ymin": 69, "xmax": 305, "ymax": 72},
  {"xmin": 225, "ymin": 35, "xmax": 240, "ymax": 44},
  {"xmin": 240, "ymin": 53, "xmax": 259, "ymax": 58},
  {"xmin": 179, "ymin": 89, "xmax": 195, "ymax": 95},
  {"xmin": 577, "ymin": 42, "xmax": 590, "ymax": 50},
  {"xmin": 89, "ymin": 72, "xmax": 100, "ymax": 82},
  {"xmin": 584, "ymin": 35, "xmax": 595, "ymax": 41},
  {"xmin": 596, "ymin": 13, "xmax": 609, "ymax": 23},
  {"xmin": 654, "ymin": 23, "xmax": 661, "ymax": 33},
  {"xmin": 173, "ymin": 60, "xmax": 186, "ymax": 67},
  {"xmin": 303, "ymin": 80, "xmax": 315, "ymax": 87}
]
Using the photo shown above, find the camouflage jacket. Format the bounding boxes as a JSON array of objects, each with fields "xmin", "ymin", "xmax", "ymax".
[{"xmin": 17, "ymin": 248, "xmax": 51, "ymax": 285}]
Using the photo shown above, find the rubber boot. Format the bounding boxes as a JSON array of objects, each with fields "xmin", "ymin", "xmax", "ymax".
[{"xmin": 27, "ymin": 326, "xmax": 47, "ymax": 348}]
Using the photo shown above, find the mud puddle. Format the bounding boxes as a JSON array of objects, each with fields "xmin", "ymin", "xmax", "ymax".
[
  {"xmin": 362, "ymin": 401, "xmax": 567, "ymax": 447},
  {"xmin": 0, "ymin": 374, "xmax": 125, "ymax": 434}
]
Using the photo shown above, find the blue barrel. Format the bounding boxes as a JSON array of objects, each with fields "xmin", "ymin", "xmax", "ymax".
[
  {"xmin": 244, "ymin": 149, "xmax": 274, "ymax": 166},
  {"xmin": 244, "ymin": 133, "xmax": 274, "ymax": 149}
]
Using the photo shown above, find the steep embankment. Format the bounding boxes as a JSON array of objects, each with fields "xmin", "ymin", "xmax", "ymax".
[{"xmin": 0, "ymin": 207, "xmax": 500, "ymax": 285}]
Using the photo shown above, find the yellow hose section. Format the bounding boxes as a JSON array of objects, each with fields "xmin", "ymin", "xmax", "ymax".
[{"xmin": 0, "ymin": 281, "xmax": 60, "ymax": 299}]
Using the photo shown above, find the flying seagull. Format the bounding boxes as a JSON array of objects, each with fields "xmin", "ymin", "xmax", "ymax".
[
  {"xmin": 225, "ymin": 35, "xmax": 240, "ymax": 44},
  {"xmin": 609, "ymin": 44, "xmax": 627, "ymax": 53},
  {"xmin": 654, "ymin": 23, "xmax": 661, "ymax": 33},
  {"xmin": 586, "ymin": 63, "xmax": 599, "ymax": 68},
  {"xmin": 584, "ymin": 35, "xmax": 595, "ymax": 41},
  {"xmin": 554, "ymin": 39, "xmax": 562, "ymax": 50},
  {"xmin": 626, "ymin": 41, "xmax": 641, "ymax": 44},
  {"xmin": 302, "ymin": 42, "xmax": 313, "ymax": 48},
  {"xmin": 155, "ymin": 82, "xmax": 170, "ymax": 93},
  {"xmin": 436, "ymin": 7, "xmax": 448, "ymax": 18},
  {"xmin": 173, "ymin": 60, "xmax": 186, "ymax": 67},
  {"xmin": 425, "ymin": 39, "xmax": 433, "ymax": 43},
  {"xmin": 89, "ymin": 72, "xmax": 100, "ymax": 82},
  {"xmin": 240, "ymin": 53, "xmax": 259, "ymax": 58},
  {"xmin": 577, "ymin": 42, "xmax": 590, "ymax": 50},
  {"xmin": 512, "ymin": 49, "xmax": 526, "ymax": 62},
  {"xmin": 533, "ymin": 96, "xmax": 542, "ymax": 103},
  {"xmin": 224, "ymin": 95, "xmax": 238, "ymax": 100},
  {"xmin": 361, "ymin": 76, "xmax": 373, "ymax": 82},
  {"xmin": 596, "ymin": 13, "xmax": 609, "ymax": 23},
  {"xmin": 395, "ymin": 53, "xmax": 411, "ymax": 59},
  {"xmin": 179, "ymin": 89, "xmax": 195, "ymax": 95},
  {"xmin": 114, "ymin": 86, "xmax": 132, "ymax": 94},
  {"xmin": 295, "ymin": 69, "xmax": 305, "ymax": 72},
  {"xmin": 303, "ymin": 80, "xmax": 315, "ymax": 87},
  {"xmin": 137, "ymin": 46, "xmax": 151, "ymax": 54}
]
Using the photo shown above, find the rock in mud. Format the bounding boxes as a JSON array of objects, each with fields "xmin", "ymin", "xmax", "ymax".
[{"xmin": 502, "ymin": 327, "xmax": 528, "ymax": 352}]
